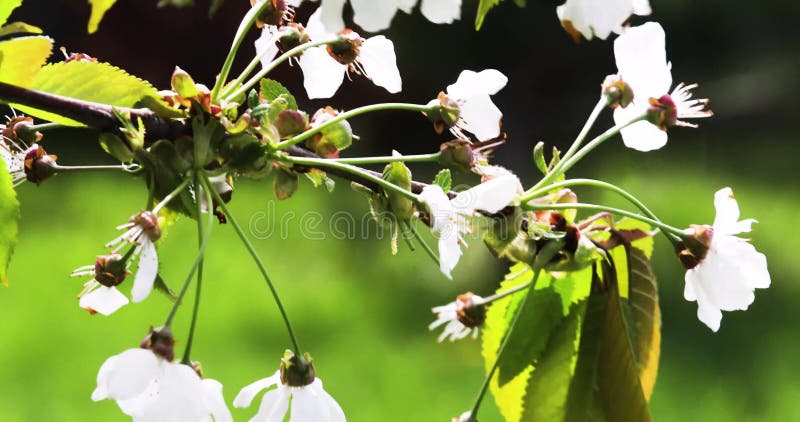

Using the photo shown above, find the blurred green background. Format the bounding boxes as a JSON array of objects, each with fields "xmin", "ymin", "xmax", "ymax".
[{"xmin": 2, "ymin": 0, "xmax": 799, "ymax": 420}]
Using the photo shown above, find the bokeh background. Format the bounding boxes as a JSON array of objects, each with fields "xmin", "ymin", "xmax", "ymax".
[{"xmin": 2, "ymin": 0, "xmax": 799, "ymax": 420}]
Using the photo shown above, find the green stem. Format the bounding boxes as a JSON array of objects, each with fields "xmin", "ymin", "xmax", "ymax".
[
  {"xmin": 220, "ymin": 48, "xmax": 266, "ymax": 99},
  {"xmin": 152, "ymin": 177, "xmax": 192, "ymax": 214},
  {"xmin": 558, "ymin": 98, "xmax": 608, "ymax": 165},
  {"xmin": 26, "ymin": 122, "xmax": 63, "ymax": 132},
  {"xmin": 522, "ymin": 202, "xmax": 686, "ymax": 237},
  {"xmin": 530, "ymin": 113, "xmax": 646, "ymax": 191},
  {"xmin": 163, "ymin": 185, "xmax": 215, "ymax": 329},
  {"xmin": 210, "ymin": 0, "xmax": 276, "ymax": 102},
  {"xmin": 276, "ymin": 103, "xmax": 434, "ymax": 150},
  {"xmin": 522, "ymin": 178, "xmax": 657, "ymax": 221},
  {"xmin": 181, "ymin": 175, "xmax": 213, "ymax": 364},
  {"xmin": 53, "ymin": 164, "xmax": 138, "ymax": 172},
  {"xmin": 279, "ymin": 154, "xmax": 419, "ymax": 202},
  {"xmin": 469, "ymin": 269, "xmax": 544, "ymax": 419},
  {"xmin": 328, "ymin": 152, "xmax": 441, "ymax": 165},
  {"xmin": 202, "ymin": 175, "xmax": 302, "ymax": 355},
  {"xmin": 404, "ymin": 220, "xmax": 439, "ymax": 265},
  {"xmin": 224, "ymin": 38, "xmax": 339, "ymax": 101}
]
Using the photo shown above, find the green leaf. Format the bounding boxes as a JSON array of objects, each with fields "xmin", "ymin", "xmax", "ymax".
[
  {"xmin": 0, "ymin": 22, "xmax": 42, "ymax": 38},
  {"xmin": 260, "ymin": 78, "xmax": 298, "ymax": 110},
  {"xmin": 432, "ymin": 169, "xmax": 452, "ymax": 193},
  {"xmin": 87, "ymin": 0, "xmax": 117, "ymax": 34},
  {"xmin": 0, "ymin": 36, "xmax": 53, "ymax": 87},
  {"xmin": 274, "ymin": 169, "xmax": 299, "ymax": 200},
  {"xmin": 0, "ymin": 0, "xmax": 22, "ymax": 27},
  {"xmin": 0, "ymin": 155, "xmax": 20, "ymax": 286},
  {"xmin": 13, "ymin": 61, "xmax": 156, "ymax": 126},
  {"xmin": 615, "ymin": 218, "xmax": 655, "ymax": 259},
  {"xmin": 475, "ymin": 0, "xmax": 501, "ymax": 30},
  {"xmin": 153, "ymin": 274, "xmax": 177, "ymax": 302}
]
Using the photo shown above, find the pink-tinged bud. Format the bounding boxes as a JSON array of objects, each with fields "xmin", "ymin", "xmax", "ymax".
[
  {"xmin": 326, "ymin": 30, "xmax": 363, "ymax": 65},
  {"xmin": 425, "ymin": 92, "xmax": 461, "ymax": 134},
  {"xmin": 455, "ymin": 292, "xmax": 487, "ymax": 328},
  {"xmin": 275, "ymin": 109, "xmax": 309, "ymax": 138},
  {"xmin": 280, "ymin": 350, "xmax": 316, "ymax": 387},
  {"xmin": 647, "ymin": 95, "xmax": 678, "ymax": 130},
  {"xmin": 3, "ymin": 116, "xmax": 42, "ymax": 144},
  {"xmin": 23, "ymin": 145, "xmax": 58, "ymax": 185},
  {"xmin": 251, "ymin": 0, "xmax": 289, "ymax": 28},
  {"xmin": 140, "ymin": 327, "xmax": 176, "ymax": 362},
  {"xmin": 93, "ymin": 254, "xmax": 130, "ymax": 287},
  {"xmin": 676, "ymin": 224, "xmax": 713, "ymax": 269},
  {"xmin": 131, "ymin": 211, "xmax": 162, "ymax": 242},
  {"xmin": 601, "ymin": 75, "xmax": 634, "ymax": 109},
  {"xmin": 171, "ymin": 66, "xmax": 200, "ymax": 99},
  {"xmin": 438, "ymin": 139, "xmax": 475, "ymax": 173},
  {"xmin": 307, "ymin": 107, "xmax": 353, "ymax": 158}
]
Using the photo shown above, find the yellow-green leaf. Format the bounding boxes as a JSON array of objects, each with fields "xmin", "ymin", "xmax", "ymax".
[
  {"xmin": 0, "ymin": 155, "xmax": 21, "ymax": 287},
  {"xmin": 0, "ymin": 36, "xmax": 53, "ymax": 87},
  {"xmin": 13, "ymin": 61, "xmax": 156, "ymax": 126},
  {"xmin": 0, "ymin": 22, "xmax": 42, "ymax": 38},
  {"xmin": 87, "ymin": 0, "xmax": 118, "ymax": 34},
  {"xmin": 0, "ymin": 0, "xmax": 22, "ymax": 27}
]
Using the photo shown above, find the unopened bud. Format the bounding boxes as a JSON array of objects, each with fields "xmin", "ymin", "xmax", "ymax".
[
  {"xmin": 307, "ymin": 107, "xmax": 353, "ymax": 158},
  {"xmin": 275, "ymin": 109, "xmax": 309, "ymax": 138},
  {"xmin": 602, "ymin": 75, "xmax": 633, "ymax": 109},
  {"xmin": 438, "ymin": 139, "xmax": 475, "ymax": 173},
  {"xmin": 171, "ymin": 66, "xmax": 200, "ymax": 99},
  {"xmin": 94, "ymin": 254, "xmax": 130, "ymax": 287},
  {"xmin": 3, "ymin": 116, "xmax": 42, "ymax": 144},
  {"xmin": 280, "ymin": 350, "xmax": 316, "ymax": 387},
  {"xmin": 131, "ymin": 211, "xmax": 162, "ymax": 242},
  {"xmin": 140, "ymin": 327, "xmax": 176, "ymax": 361},
  {"xmin": 23, "ymin": 145, "xmax": 58, "ymax": 185},
  {"xmin": 426, "ymin": 92, "xmax": 461, "ymax": 134}
]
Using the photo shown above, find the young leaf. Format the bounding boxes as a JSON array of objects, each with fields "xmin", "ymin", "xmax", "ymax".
[
  {"xmin": 623, "ymin": 247, "xmax": 661, "ymax": 399},
  {"xmin": 0, "ymin": 36, "xmax": 53, "ymax": 87},
  {"xmin": 432, "ymin": 169, "xmax": 452, "ymax": 193},
  {"xmin": 260, "ymin": 79, "xmax": 298, "ymax": 110},
  {"xmin": 13, "ymin": 61, "xmax": 156, "ymax": 126},
  {"xmin": 475, "ymin": 0, "xmax": 501, "ymax": 30},
  {"xmin": 0, "ymin": 155, "xmax": 20, "ymax": 286},
  {"xmin": 0, "ymin": 0, "xmax": 23, "ymax": 27},
  {"xmin": 87, "ymin": 0, "xmax": 118, "ymax": 34},
  {"xmin": 0, "ymin": 22, "xmax": 42, "ymax": 38}
]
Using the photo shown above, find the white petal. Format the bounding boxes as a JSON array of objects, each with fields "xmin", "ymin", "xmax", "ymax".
[
  {"xmin": 474, "ymin": 69, "xmax": 508, "ymax": 95},
  {"xmin": 447, "ymin": 69, "xmax": 506, "ymax": 100},
  {"xmin": 135, "ymin": 363, "xmax": 209, "ymax": 421},
  {"xmin": 359, "ymin": 36, "xmax": 402, "ymax": 93},
  {"xmin": 319, "ymin": 0, "xmax": 347, "ymax": 33},
  {"xmin": 254, "ymin": 387, "xmax": 290, "ymax": 422},
  {"xmin": 438, "ymin": 231, "xmax": 462, "ymax": 279},
  {"xmin": 80, "ymin": 286, "xmax": 129, "ymax": 316},
  {"xmin": 234, "ymin": 372, "xmax": 280, "ymax": 408},
  {"xmin": 203, "ymin": 379, "xmax": 233, "ymax": 422},
  {"xmin": 97, "ymin": 349, "xmax": 161, "ymax": 401},
  {"xmin": 419, "ymin": 185, "xmax": 454, "ymax": 232},
  {"xmin": 397, "ymin": 0, "xmax": 417, "ymax": 13},
  {"xmin": 92, "ymin": 354, "xmax": 119, "ymax": 401},
  {"xmin": 309, "ymin": 379, "xmax": 346, "ymax": 421},
  {"xmin": 351, "ymin": 0, "xmax": 399, "ymax": 32},
  {"xmin": 420, "ymin": 0, "xmax": 461, "ymax": 24},
  {"xmin": 255, "ymin": 26, "xmax": 281, "ymax": 68},
  {"xmin": 614, "ymin": 106, "xmax": 668, "ymax": 151},
  {"xmin": 712, "ymin": 187, "xmax": 740, "ymax": 232},
  {"xmin": 614, "ymin": 22, "xmax": 672, "ymax": 99},
  {"xmin": 452, "ymin": 175, "xmax": 519, "ymax": 214},
  {"xmin": 459, "ymin": 94, "xmax": 502, "ymax": 141},
  {"xmin": 289, "ymin": 385, "xmax": 327, "ymax": 422},
  {"xmin": 557, "ymin": 0, "xmax": 651, "ymax": 41},
  {"xmin": 131, "ymin": 240, "xmax": 158, "ymax": 303},
  {"xmin": 298, "ymin": 47, "xmax": 347, "ymax": 99}
]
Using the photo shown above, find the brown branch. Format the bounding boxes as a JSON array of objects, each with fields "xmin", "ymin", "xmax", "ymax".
[{"xmin": 0, "ymin": 82, "xmax": 453, "ymax": 197}]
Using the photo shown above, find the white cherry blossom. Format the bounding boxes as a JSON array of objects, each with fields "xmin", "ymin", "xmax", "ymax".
[
  {"xmin": 295, "ymin": 0, "xmax": 461, "ymax": 33},
  {"xmin": 613, "ymin": 22, "xmax": 712, "ymax": 151},
  {"xmin": 71, "ymin": 254, "xmax": 130, "ymax": 316},
  {"xmin": 439, "ymin": 69, "xmax": 508, "ymax": 142},
  {"xmin": 683, "ymin": 188, "xmax": 770, "ymax": 332},
  {"xmin": 105, "ymin": 211, "xmax": 161, "ymax": 303},
  {"xmin": 429, "ymin": 293, "xmax": 485, "ymax": 342},
  {"xmin": 234, "ymin": 370, "xmax": 345, "ymax": 421},
  {"xmin": 419, "ymin": 174, "xmax": 519, "ymax": 278},
  {"xmin": 556, "ymin": 0, "xmax": 651, "ymax": 41},
  {"xmin": 296, "ymin": 9, "xmax": 401, "ymax": 99},
  {"xmin": 0, "ymin": 134, "xmax": 31, "ymax": 186}
]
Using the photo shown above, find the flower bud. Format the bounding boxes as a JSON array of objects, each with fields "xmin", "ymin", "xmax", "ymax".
[
  {"xmin": 425, "ymin": 92, "xmax": 461, "ymax": 134},
  {"xmin": 171, "ymin": 66, "xmax": 200, "ymax": 99},
  {"xmin": 455, "ymin": 292, "xmax": 487, "ymax": 328},
  {"xmin": 94, "ymin": 253, "xmax": 130, "ymax": 287},
  {"xmin": 251, "ymin": 0, "xmax": 289, "ymax": 28},
  {"xmin": 382, "ymin": 157, "xmax": 413, "ymax": 220},
  {"xmin": 275, "ymin": 109, "xmax": 309, "ymax": 138},
  {"xmin": 326, "ymin": 30, "xmax": 363, "ymax": 65},
  {"xmin": 646, "ymin": 95, "xmax": 678, "ymax": 130},
  {"xmin": 676, "ymin": 224, "xmax": 713, "ymax": 269},
  {"xmin": 601, "ymin": 75, "xmax": 633, "ymax": 109},
  {"xmin": 280, "ymin": 350, "xmax": 316, "ymax": 387},
  {"xmin": 438, "ymin": 139, "xmax": 475, "ymax": 173},
  {"xmin": 3, "ymin": 116, "xmax": 42, "ymax": 144},
  {"xmin": 277, "ymin": 23, "xmax": 310, "ymax": 51},
  {"xmin": 23, "ymin": 145, "xmax": 58, "ymax": 185},
  {"xmin": 131, "ymin": 210, "xmax": 162, "ymax": 242},
  {"xmin": 140, "ymin": 327, "xmax": 176, "ymax": 361},
  {"xmin": 307, "ymin": 107, "xmax": 353, "ymax": 158}
]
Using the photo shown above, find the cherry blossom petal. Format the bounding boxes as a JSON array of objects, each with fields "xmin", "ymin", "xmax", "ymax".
[
  {"xmin": 557, "ymin": 0, "xmax": 652, "ymax": 41},
  {"xmin": 419, "ymin": 185, "xmax": 454, "ymax": 233},
  {"xmin": 79, "ymin": 286, "xmax": 129, "ymax": 316},
  {"xmin": 131, "ymin": 240, "xmax": 158, "ymax": 303},
  {"xmin": 420, "ymin": 0, "xmax": 461, "ymax": 24},
  {"xmin": 437, "ymin": 231, "xmax": 462, "ymax": 280},
  {"xmin": 452, "ymin": 175, "xmax": 518, "ymax": 214},
  {"xmin": 255, "ymin": 387, "xmax": 291, "ymax": 422},
  {"xmin": 234, "ymin": 372, "xmax": 280, "ymax": 408},
  {"xmin": 614, "ymin": 106, "xmax": 668, "ymax": 151},
  {"xmin": 202, "ymin": 379, "xmax": 234, "ymax": 422},
  {"xmin": 319, "ymin": 0, "xmax": 347, "ymax": 33},
  {"xmin": 298, "ymin": 47, "xmax": 347, "ymax": 99},
  {"xmin": 289, "ymin": 385, "xmax": 327, "ymax": 422},
  {"xmin": 350, "ymin": 0, "xmax": 399, "ymax": 32},
  {"xmin": 458, "ymin": 93, "xmax": 503, "ymax": 141},
  {"xmin": 447, "ymin": 69, "xmax": 506, "ymax": 99},
  {"xmin": 614, "ymin": 22, "xmax": 672, "ymax": 100},
  {"xmin": 359, "ymin": 36, "xmax": 402, "ymax": 93},
  {"xmin": 255, "ymin": 27, "xmax": 281, "ymax": 68},
  {"xmin": 312, "ymin": 379, "xmax": 346, "ymax": 421},
  {"xmin": 93, "ymin": 349, "xmax": 161, "ymax": 402}
]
